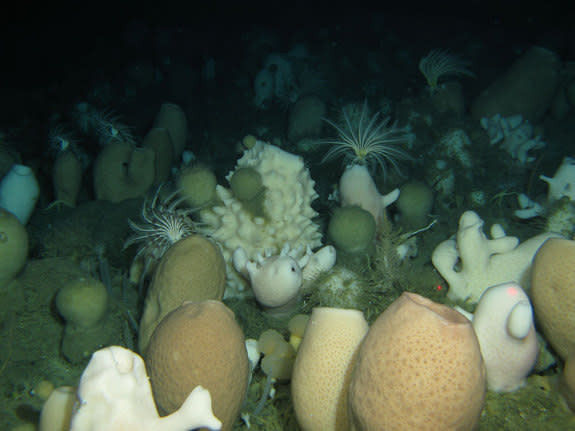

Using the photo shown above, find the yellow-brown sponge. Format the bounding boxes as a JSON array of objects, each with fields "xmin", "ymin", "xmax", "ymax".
[
  {"xmin": 349, "ymin": 292, "xmax": 485, "ymax": 431},
  {"xmin": 146, "ymin": 300, "xmax": 248, "ymax": 431},
  {"xmin": 138, "ymin": 235, "xmax": 226, "ymax": 352},
  {"xmin": 0, "ymin": 208, "xmax": 28, "ymax": 288}
]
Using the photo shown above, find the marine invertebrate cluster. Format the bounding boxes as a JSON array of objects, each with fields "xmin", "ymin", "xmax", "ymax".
[{"xmin": 480, "ymin": 113, "xmax": 545, "ymax": 163}]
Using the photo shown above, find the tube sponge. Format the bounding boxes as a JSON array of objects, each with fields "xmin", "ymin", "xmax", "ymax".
[
  {"xmin": 93, "ymin": 142, "xmax": 155, "ymax": 203},
  {"xmin": 0, "ymin": 164, "xmax": 39, "ymax": 224},
  {"xmin": 292, "ymin": 307, "xmax": 368, "ymax": 431},
  {"xmin": 153, "ymin": 103, "xmax": 187, "ymax": 158}
]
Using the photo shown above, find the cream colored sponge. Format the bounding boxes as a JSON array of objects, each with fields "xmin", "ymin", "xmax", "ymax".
[{"xmin": 292, "ymin": 308, "xmax": 368, "ymax": 431}]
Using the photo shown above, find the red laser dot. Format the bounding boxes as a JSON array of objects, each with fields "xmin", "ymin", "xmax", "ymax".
[{"xmin": 507, "ymin": 285, "xmax": 518, "ymax": 296}]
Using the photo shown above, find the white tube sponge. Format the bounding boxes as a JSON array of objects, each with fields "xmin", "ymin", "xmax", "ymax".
[
  {"xmin": 471, "ymin": 282, "xmax": 538, "ymax": 392},
  {"xmin": 0, "ymin": 164, "xmax": 39, "ymax": 224},
  {"xmin": 70, "ymin": 345, "xmax": 221, "ymax": 431},
  {"xmin": 339, "ymin": 164, "xmax": 399, "ymax": 227},
  {"xmin": 432, "ymin": 210, "xmax": 557, "ymax": 304}
]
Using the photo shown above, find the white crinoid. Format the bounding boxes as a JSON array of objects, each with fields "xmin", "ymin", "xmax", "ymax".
[
  {"xmin": 124, "ymin": 187, "xmax": 198, "ymax": 279},
  {"xmin": 320, "ymin": 101, "xmax": 414, "ymax": 178}
]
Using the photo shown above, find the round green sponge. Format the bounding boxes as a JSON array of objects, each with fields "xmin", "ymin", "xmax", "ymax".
[
  {"xmin": 328, "ymin": 206, "xmax": 376, "ymax": 253},
  {"xmin": 230, "ymin": 167, "xmax": 264, "ymax": 202},
  {"xmin": 178, "ymin": 165, "xmax": 217, "ymax": 207}
]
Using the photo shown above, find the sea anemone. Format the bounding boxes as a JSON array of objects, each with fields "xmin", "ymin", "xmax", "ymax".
[
  {"xmin": 418, "ymin": 49, "xmax": 474, "ymax": 91},
  {"xmin": 73, "ymin": 103, "xmax": 137, "ymax": 146},
  {"xmin": 90, "ymin": 109, "xmax": 137, "ymax": 145},
  {"xmin": 320, "ymin": 101, "xmax": 414, "ymax": 178},
  {"xmin": 124, "ymin": 187, "xmax": 198, "ymax": 285},
  {"xmin": 48, "ymin": 124, "xmax": 76, "ymax": 153}
]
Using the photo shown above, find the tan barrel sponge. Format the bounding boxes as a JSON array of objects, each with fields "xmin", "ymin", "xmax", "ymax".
[
  {"xmin": 531, "ymin": 238, "xmax": 575, "ymax": 360},
  {"xmin": 153, "ymin": 103, "xmax": 187, "ymax": 158},
  {"xmin": 292, "ymin": 307, "xmax": 369, "ymax": 431},
  {"xmin": 559, "ymin": 350, "xmax": 575, "ymax": 413},
  {"xmin": 138, "ymin": 235, "xmax": 227, "ymax": 353},
  {"xmin": 93, "ymin": 141, "xmax": 155, "ymax": 203},
  {"xmin": 53, "ymin": 150, "xmax": 83, "ymax": 207},
  {"xmin": 142, "ymin": 127, "xmax": 174, "ymax": 184},
  {"xmin": 349, "ymin": 292, "xmax": 485, "ymax": 431},
  {"xmin": 0, "ymin": 208, "xmax": 28, "ymax": 289},
  {"xmin": 146, "ymin": 300, "xmax": 249, "ymax": 431}
]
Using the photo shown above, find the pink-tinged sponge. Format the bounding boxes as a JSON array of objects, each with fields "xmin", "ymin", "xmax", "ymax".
[{"xmin": 472, "ymin": 282, "xmax": 538, "ymax": 392}]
